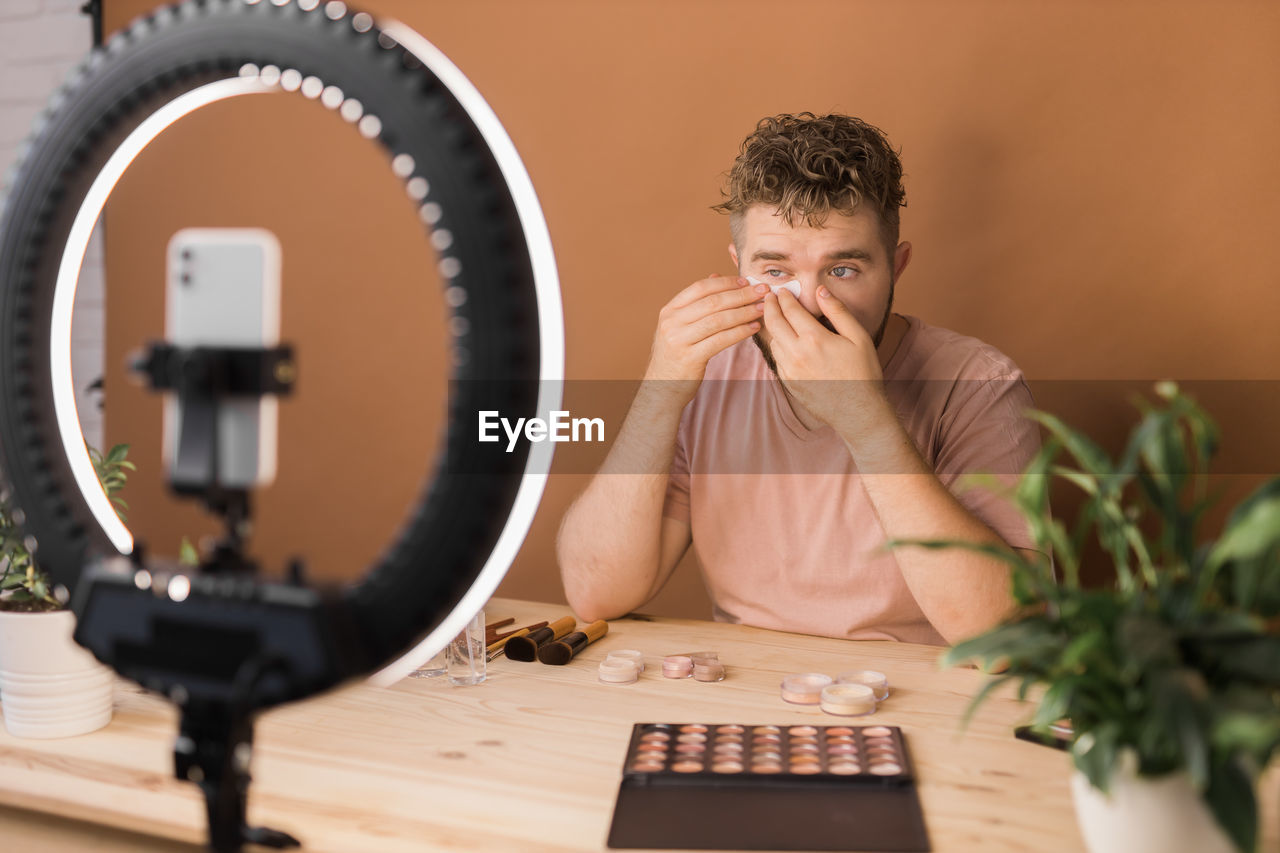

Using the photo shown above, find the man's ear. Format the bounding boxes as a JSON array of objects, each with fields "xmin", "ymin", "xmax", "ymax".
[
  {"xmin": 728, "ymin": 242, "xmax": 740, "ymax": 271},
  {"xmin": 892, "ymin": 241, "xmax": 913, "ymax": 283}
]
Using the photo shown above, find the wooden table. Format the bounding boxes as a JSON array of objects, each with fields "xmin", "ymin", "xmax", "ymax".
[{"xmin": 0, "ymin": 598, "xmax": 1276, "ymax": 852}]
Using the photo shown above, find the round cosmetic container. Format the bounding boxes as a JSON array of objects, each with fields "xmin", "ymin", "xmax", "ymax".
[
  {"xmin": 689, "ymin": 652, "xmax": 719, "ymax": 670},
  {"xmin": 598, "ymin": 659, "xmax": 639, "ymax": 684},
  {"xmin": 662, "ymin": 655, "xmax": 693, "ymax": 678},
  {"xmin": 693, "ymin": 660, "xmax": 725, "ymax": 682},
  {"xmin": 820, "ymin": 683, "xmax": 877, "ymax": 716},
  {"xmin": 779, "ymin": 673, "xmax": 833, "ymax": 705},
  {"xmin": 607, "ymin": 650, "xmax": 645, "ymax": 673},
  {"xmin": 835, "ymin": 669, "xmax": 889, "ymax": 701}
]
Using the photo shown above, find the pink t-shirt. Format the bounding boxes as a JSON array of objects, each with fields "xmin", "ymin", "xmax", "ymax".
[{"xmin": 663, "ymin": 315, "xmax": 1040, "ymax": 645}]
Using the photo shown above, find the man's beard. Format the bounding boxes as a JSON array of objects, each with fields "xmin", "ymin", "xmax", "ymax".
[{"xmin": 753, "ymin": 289, "xmax": 894, "ymax": 377}]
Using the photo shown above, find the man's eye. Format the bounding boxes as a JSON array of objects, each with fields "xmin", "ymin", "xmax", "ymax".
[
  {"xmin": 830, "ymin": 266, "xmax": 858, "ymax": 278},
  {"xmin": 764, "ymin": 269, "xmax": 787, "ymax": 278}
]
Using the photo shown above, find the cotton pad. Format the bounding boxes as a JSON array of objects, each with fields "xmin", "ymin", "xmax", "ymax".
[{"xmin": 746, "ymin": 275, "xmax": 801, "ymax": 298}]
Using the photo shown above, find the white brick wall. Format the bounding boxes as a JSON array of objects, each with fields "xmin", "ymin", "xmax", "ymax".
[{"xmin": 0, "ymin": 0, "xmax": 103, "ymax": 449}]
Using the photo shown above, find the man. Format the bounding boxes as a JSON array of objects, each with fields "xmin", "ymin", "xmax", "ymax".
[{"xmin": 557, "ymin": 113, "xmax": 1040, "ymax": 645}]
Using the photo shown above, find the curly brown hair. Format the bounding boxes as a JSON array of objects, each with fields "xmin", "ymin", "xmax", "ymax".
[{"xmin": 714, "ymin": 112, "xmax": 907, "ymax": 254}]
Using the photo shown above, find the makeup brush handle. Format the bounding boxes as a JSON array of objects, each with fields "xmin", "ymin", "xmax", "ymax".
[
  {"xmin": 490, "ymin": 620, "xmax": 548, "ymax": 642},
  {"xmin": 582, "ymin": 619, "xmax": 609, "ymax": 643},
  {"xmin": 547, "ymin": 615, "xmax": 577, "ymax": 640}
]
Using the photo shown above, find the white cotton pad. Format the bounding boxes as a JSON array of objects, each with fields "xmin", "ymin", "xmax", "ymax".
[{"xmin": 746, "ymin": 275, "xmax": 801, "ymax": 298}]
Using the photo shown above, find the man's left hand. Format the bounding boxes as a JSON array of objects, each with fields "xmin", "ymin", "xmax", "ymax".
[{"xmin": 761, "ymin": 287, "xmax": 888, "ymax": 435}]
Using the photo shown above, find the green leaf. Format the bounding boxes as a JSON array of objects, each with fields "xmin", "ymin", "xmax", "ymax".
[
  {"xmin": 1117, "ymin": 407, "xmax": 1162, "ymax": 475},
  {"xmin": 1212, "ymin": 711, "xmax": 1280, "ymax": 758},
  {"xmin": 1032, "ymin": 677, "xmax": 1077, "ymax": 730},
  {"xmin": 1016, "ymin": 439, "xmax": 1059, "ymax": 521},
  {"xmin": 1222, "ymin": 478, "xmax": 1280, "ymax": 533},
  {"xmin": 886, "ymin": 537, "xmax": 1033, "ymax": 571},
  {"xmin": 1060, "ymin": 628, "xmax": 1105, "ymax": 670},
  {"xmin": 1027, "ymin": 410, "xmax": 1113, "ymax": 477},
  {"xmin": 1209, "ymin": 493, "xmax": 1280, "ymax": 570},
  {"xmin": 1042, "ymin": 517, "xmax": 1080, "ymax": 590},
  {"xmin": 1073, "ymin": 724, "xmax": 1122, "ymax": 794},
  {"xmin": 1051, "ymin": 466, "xmax": 1098, "ymax": 496},
  {"xmin": 955, "ymin": 672, "xmax": 1018, "ymax": 731},
  {"xmin": 942, "ymin": 617, "xmax": 1059, "ymax": 669},
  {"xmin": 1153, "ymin": 670, "xmax": 1211, "ymax": 790},
  {"xmin": 1163, "ymin": 385, "xmax": 1220, "ymax": 475},
  {"xmin": 1203, "ymin": 757, "xmax": 1259, "ymax": 853}
]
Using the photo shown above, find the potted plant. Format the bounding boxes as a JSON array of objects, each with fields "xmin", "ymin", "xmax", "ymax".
[
  {"xmin": 894, "ymin": 382, "xmax": 1280, "ymax": 853},
  {"xmin": 0, "ymin": 443, "xmax": 135, "ymax": 738}
]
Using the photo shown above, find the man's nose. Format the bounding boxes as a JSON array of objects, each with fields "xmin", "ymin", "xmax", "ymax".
[{"xmin": 791, "ymin": 276, "xmax": 822, "ymax": 316}]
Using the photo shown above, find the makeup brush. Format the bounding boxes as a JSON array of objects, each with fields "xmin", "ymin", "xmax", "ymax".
[
  {"xmin": 504, "ymin": 616, "xmax": 576, "ymax": 662},
  {"xmin": 485, "ymin": 628, "xmax": 532, "ymax": 658},
  {"xmin": 537, "ymin": 620, "xmax": 609, "ymax": 665},
  {"xmin": 489, "ymin": 620, "xmax": 548, "ymax": 643},
  {"xmin": 483, "ymin": 617, "xmax": 514, "ymax": 641}
]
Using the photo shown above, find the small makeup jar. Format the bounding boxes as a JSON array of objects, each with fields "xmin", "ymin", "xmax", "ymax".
[
  {"xmin": 662, "ymin": 655, "xmax": 693, "ymax": 678},
  {"xmin": 820, "ymin": 683, "xmax": 877, "ymax": 716},
  {"xmin": 598, "ymin": 659, "xmax": 640, "ymax": 684},
  {"xmin": 780, "ymin": 673, "xmax": 833, "ymax": 705},
  {"xmin": 835, "ymin": 669, "xmax": 889, "ymax": 701},
  {"xmin": 607, "ymin": 650, "xmax": 645, "ymax": 673},
  {"xmin": 693, "ymin": 660, "xmax": 725, "ymax": 682}
]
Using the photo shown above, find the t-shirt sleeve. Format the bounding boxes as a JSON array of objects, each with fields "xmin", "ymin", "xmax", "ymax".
[
  {"xmin": 933, "ymin": 374, "xmax": 1041, "ymax": 551},
  {"xmin": 663, "ymin": 416, "xmax": 692, "ymax": 524}
]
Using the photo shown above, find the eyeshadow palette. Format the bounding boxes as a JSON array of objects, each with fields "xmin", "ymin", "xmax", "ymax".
[{"xmin": 607, "ymin": 723, "xmax": 929, "ymax": 851}]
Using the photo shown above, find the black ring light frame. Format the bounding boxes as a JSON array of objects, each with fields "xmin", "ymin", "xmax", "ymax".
[{"xmin": 0, "ymin": 1, "xmax": 562, "ymax": 847}]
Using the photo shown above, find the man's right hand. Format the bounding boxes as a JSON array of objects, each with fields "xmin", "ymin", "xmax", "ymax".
[{"xmin": 644, "ymin": 274, "xmax": 767, "ymax": 399}]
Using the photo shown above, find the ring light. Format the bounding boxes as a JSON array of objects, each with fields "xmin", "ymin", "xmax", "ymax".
[{"xmin": 0, "ymin": 1, "xmax": 562, "ymax": 847}]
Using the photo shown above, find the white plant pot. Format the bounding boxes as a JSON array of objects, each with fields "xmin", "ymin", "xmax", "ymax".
[
  {"xmin": 1071, "ymin": 751, "xmax": 1236, "ymax": 853},
  {"xmin": 0, "ymin": 609, "xmax": 114, "ymax": 738}
]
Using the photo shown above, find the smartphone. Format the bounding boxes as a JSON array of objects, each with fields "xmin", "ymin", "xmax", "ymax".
[
  {"xmin": 1014, "ymin": 723, "xmax": 1072, "ymax": 752},
  {"xmin": 163, "ymin": 228, "xmax": 281, "ymax": 490}
]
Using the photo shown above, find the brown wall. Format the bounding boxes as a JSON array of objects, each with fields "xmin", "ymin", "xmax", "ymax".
[{"xmin": 100, "ymin": 1, "xmax": 1280, "ymax": 617}]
